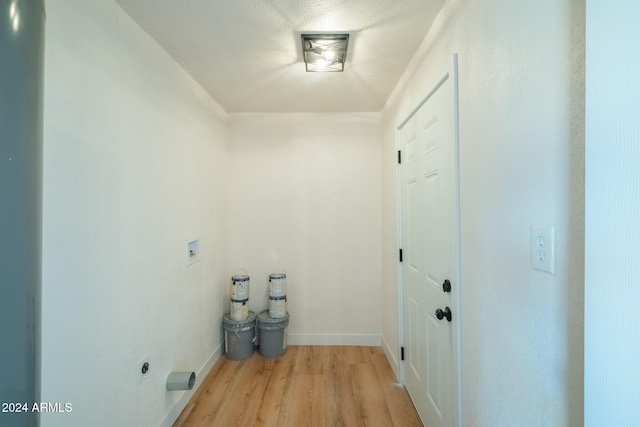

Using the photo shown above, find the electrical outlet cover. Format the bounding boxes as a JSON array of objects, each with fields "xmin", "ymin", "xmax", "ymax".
[
  {"xmin": 187, "ymin": 239, "xmax": 200, "ymax": 266},
  {"xmin": 136, "ymin": 354, "xmax": 150, "ymax": 384},
  {"xmin": 531, "ymin": 226, "xmax": 555, "ymax": 274}
]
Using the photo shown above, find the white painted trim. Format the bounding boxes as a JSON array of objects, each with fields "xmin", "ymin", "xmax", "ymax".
[
  {"xmin": 159, "ymin": 342, "xmax": 224, "ymax": 427},
  {"xmin": 382, "ymin": 334, "xmax": 400, "ymax": 381},
  {"xmin": 287, "ymin": 334, "xmax": 382, "ymax": 346},
  {"xmin": 395, "ymin": 123, "xmax": 406, "ymax": 385},
  {"xmin": 451, "ymin": 52, "xmax": 464, "ymax": 427}
]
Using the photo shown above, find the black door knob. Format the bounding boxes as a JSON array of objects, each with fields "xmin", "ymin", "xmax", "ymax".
[
  {"xmin": 442, "ymin": 279, "xmax": 451, "ymax": 293},
  {"xmin": 435, "ymin": 307, "xmax": 452, "ymax": 322}
]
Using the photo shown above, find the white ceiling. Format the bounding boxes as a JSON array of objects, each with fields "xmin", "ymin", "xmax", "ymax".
[{"xmin": 114, "ymin": 0, "xmax": 445, "ymax": 113}]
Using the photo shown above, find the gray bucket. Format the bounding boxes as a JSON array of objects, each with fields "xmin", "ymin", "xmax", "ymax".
[
  {"xmin": 257, "ymin": 310, "xmax": 289, "ymax": 358},
  {"xmin": 223, "ymin": 311, "xmax": 256, "ymax": 360}
]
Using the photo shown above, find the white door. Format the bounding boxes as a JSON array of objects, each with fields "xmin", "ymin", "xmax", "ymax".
[{"xmin": 400, "ymin": 58, "xmax": 459, "ymax": 427}]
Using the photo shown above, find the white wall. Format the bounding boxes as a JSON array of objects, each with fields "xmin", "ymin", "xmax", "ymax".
[
  {"xmin": 381, "ymin": 0, "xmax": 585, "ymax": 425},
  {"xmin": 585, "ymin": 1, "xmax": 640, "ymax": 425},
  {"xmin": 41, "ymin": 1, "xmax": 229, "ymax": 426},
  {"xmin": 228, "ymin": 113, "xmax": 382, "ymax": 345}
]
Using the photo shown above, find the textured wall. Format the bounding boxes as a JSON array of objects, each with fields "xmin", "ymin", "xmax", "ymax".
[
  {"xmin": 381, "ymin": 0, "xmax": 585, "ymax": 425},
  {"xmin": 41, "ymin": 1, "xmax": 229, "ymax": 426},
  {"xmin": 227, "ymin": 113, "xmax": 382, "ymax": 344}
]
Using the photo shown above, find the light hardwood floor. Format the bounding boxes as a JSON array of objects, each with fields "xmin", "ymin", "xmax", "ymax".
[{"xmin": 173, "ymin": 346, "xmax": 423, "ymax": 427}]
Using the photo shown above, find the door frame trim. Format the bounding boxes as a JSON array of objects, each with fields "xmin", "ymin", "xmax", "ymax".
[{"xmin": 395, "ymin": 53, "xmax": 462, "ymax": 427}]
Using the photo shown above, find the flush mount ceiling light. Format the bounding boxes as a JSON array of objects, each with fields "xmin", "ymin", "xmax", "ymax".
[{"xmin": 301, "ymin": 33, "xmax": 349, "ymax": 72}]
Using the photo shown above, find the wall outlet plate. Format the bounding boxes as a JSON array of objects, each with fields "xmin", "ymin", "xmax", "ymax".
[
  {"xmin": 531, "ymin": 226, "xmax": 555, "ymax": 274},
  {"xmin": 187, "ymin": 239, "xmax": 200, "ymax": 266},
  {"xmin": 136, "ymin": 354, "xmax": 150, "ymax": 384}
]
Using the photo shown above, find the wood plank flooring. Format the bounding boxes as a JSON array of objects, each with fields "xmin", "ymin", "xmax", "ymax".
[{"xmin": 173, "ymin": 346, "xmax": 423, "ymax": 427}]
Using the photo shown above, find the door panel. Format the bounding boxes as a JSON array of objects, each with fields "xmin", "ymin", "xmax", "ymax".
[
  {"xmin": 400, "ymin": 60, "xmax": 458, "ymax": 427},
  {"xmin": 408, "ymin": 295, "xmax": 422, "ymax": 381}
]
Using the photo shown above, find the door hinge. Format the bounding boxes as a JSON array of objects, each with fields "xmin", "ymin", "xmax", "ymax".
[
  {"xmin": 397, "ymin": 150, "xmax": 402, "ymax": 164},
  {"xmin": 399, "ymin": 248, "xmax": 403, "ymax": 262},
  {"xmin": 401, "ymin": 346, "xmax": 405, "ymax": 361}
]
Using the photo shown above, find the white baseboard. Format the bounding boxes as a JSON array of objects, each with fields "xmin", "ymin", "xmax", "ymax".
[
  {"xmin": 381, "ymin": 335, "xmax": 401, "ymax": 382},
  {"xmin": 160, "ymin": 341, "xmax": 223, "ymax": 427},
  {"xmin": 287, "ymin": 333, "xmax": 382, "ymax": 346}
]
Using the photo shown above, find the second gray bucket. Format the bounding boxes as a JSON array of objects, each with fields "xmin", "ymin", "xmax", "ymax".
[{"xmin": 257, "ymin": 310, "xmax": 289, "ymax": 358}]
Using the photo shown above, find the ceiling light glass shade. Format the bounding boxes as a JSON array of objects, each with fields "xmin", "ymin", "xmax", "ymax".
[{"xmin": 302, "ymin": 34, "xmax": 349, "ymax": 72}]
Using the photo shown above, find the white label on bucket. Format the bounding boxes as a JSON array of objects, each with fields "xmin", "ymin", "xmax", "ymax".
[
  {"xmin": 230, "ymin": 300, "xmax": 249, "ymax": 321},
  {"xmin": 268, "ymin": 298, "xmax": 287, "ymax": 318},
  {"xmin": 231, "ymin": 279, "xmax": 250, "ymax": 300},
  {"xmin": 268, "ymin": 277, "xmax": 286, "ymax": 297}
]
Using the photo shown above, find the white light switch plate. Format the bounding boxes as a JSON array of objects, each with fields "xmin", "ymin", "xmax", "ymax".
[{"xmin": 531, "ymin": 226, "xmax": 555, "ymax": 274}]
